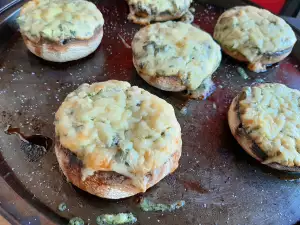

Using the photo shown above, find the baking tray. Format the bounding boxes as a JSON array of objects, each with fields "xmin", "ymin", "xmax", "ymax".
[{"xmin": 0, "ymin": 0, "xmax": 300, "ymax": 224}]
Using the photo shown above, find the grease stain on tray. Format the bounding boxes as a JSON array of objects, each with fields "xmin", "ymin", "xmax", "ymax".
[
  {"xmin": 182, "ymin": 180, "xmax": 209, "ymax": 194},
  {"xmin": 4, "ymin": 125, "xmax": 53, "ymax": 162}
]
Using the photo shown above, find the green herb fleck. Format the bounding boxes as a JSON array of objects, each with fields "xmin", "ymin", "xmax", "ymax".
[
  {"xmin": 140, "ymin": 198, "xmax": 185, "ymax": 212},
  {"xmin": 237, "ymin": 67, "xmax": 249, "ymax": 80},
  {"xmin": 115, "ymin": 148, "xmax": 129, "ymax": 164},
  {"xmin": 58, "ymin": 24, "xmax": 63, "ymax": 32},
  {"xmin": 70, "ymin": 30, "xmax": 76, "ymax": 36},
  {"xmin": 254, "ymin": 78, "xmax": 265, "ymax": 83},
  {"xmin": 58, "ymin": 202, "xmax": 67, "ymax": 212},
  {"xmin": 87, "ymin": 93, "xmax": 94, "ymax": 97},
  {"xmin": 143, "ymin": 41, "xmax": 168, "ymax": 56},
  {"xmin": 96, "ymin": 89, "xmax": 104, "ymax": 96},
  {"xmin": 143, "ymin": 41, "xmax": 156, "ymax": 51},
  {"xmin": 74, "ymin": 124, "xmax": 84, "ymax": 131},
  {"xmin": 161, "ymin": 127, "xmax": 171, "ymax": 137},
  {"xmin": 69, "ymin": 217, "xmax": 84, "ymax": 225},
  {"xmin": 96, "ymin": 213, "xmax": 137, "ymax": 225},
  {"xmin": 112, "ymin": 134, "xmax": 120, "ymax": 146},
  {"xmin": 212, "ymin": 103, "xmax": 217, "ymax": 109}
]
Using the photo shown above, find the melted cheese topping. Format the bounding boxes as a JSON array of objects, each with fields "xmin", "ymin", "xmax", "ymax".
[
  {"xmin": 214, "ymin": 6, "xmax": 296, "ymax": 63},
  {"xmin": 127, "ymin": 0, "xmax": 192, "ymax": 15},
  {"xmin": 132, "ymin": 21, "xmax": 221, "ymax": 90},
  {"xmin": 18, "ymin": 0, "xmax": 104, "ymax": 43},
  {"xmin": 55, "ymin": 80, "xmax": 182, "ymax": 190},
  {"xmin": 239, "ymin": 84, "xmax": 300, "ymax": 167}
]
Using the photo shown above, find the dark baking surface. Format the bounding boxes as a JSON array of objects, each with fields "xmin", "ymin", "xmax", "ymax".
[
  {"xmin": 0, "ymin": 0, "xmax": 21, "ymax": 14},
  {"xmin": 0, "ymin": 0, "xmax": 300, "ymax": 225}
]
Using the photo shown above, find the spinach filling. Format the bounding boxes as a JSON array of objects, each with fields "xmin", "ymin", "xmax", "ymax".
[
  {"xmin": 96, "ymin": 213, "xmax": 137, "ymax": 225},
  {"xmin": 237, "ymin": 67, "xmax": 249, "ymax": 80},
  {"xmin": 139, "ymin": 198, "xmax": 185, "ymax": 212},
  {"xmin": 58, "ymin": 202, "xmax": 67, "ymax": 212},
  {"xmin": 143, "ymin": 41, "xmax": 169, "ymax": 56},
  {"xmin": 69, "ymin": 217, "xmax": 84, "ymax": 225}
]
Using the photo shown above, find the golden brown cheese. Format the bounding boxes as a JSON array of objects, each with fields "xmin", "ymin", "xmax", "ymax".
[
  {"xmin": 239, "ymin": 84, "xmax": 300, "ymax": 167},
  {"xmin": 214, "ymin": 6, "xmax": 296, "ymax": 63},
  {"xmin": 55, "ymin": 80, "xmax": 182, "ymax": 190},
  {"xmin": 18, "ymin": 0, "xmax": 104, "ymax": 43},
  {"xmin": 132, "ymin": 21, "xmax": 221, "ymax": 90}
]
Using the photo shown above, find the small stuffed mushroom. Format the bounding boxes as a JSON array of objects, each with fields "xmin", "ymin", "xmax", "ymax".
[
  {"xmin": 132, "ymin": 21, "xmax": 222, "ymax": 99},
  {"xmin": 126, "ymin": 0, "xmax": 194, "ymax": 25},
  {"xmin": 55, "ymin": 80, "xmax": 182, "ymax": 199},
  {"xmin": 17, "ymin": 0, "xmax": 104, "ymax": 62},
  {"xmin": 214, "ymin": 6, "xmax": 296, "ymax": 73},
  {"xmin": 228, "ymin": 83, "xmax": 300, "ymax": 172}
]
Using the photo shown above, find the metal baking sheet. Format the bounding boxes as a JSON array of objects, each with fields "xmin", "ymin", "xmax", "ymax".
[{"xmin": 0, "ymin": 0, "xmax": 300, "ymax": 224}]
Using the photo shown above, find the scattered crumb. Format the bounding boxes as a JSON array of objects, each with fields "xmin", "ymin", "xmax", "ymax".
[
  {"xmin": 58, "ymin": 202, "xmax": 67, "ymax": 212},
  {"xmin": 254, "ymin": 78, "xmax": 265, "ymax": 83},
  {"xmin": 69, "ymin": 217, "xmax": 84, "ymax": 225},
  {"xmin": 237, "ymin": 67, "xmax": 249, "ymax": 80},
  {"xmin": 212, "ymin": 103, "xmax": 217, "ymax": 109},
  {"xmin": 180, "ymin": 106, "xmax": 188, "ymax": 115},
  {"xmin": 118, "ymin": 34, "xmax": 131, "ymax": 49}
]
